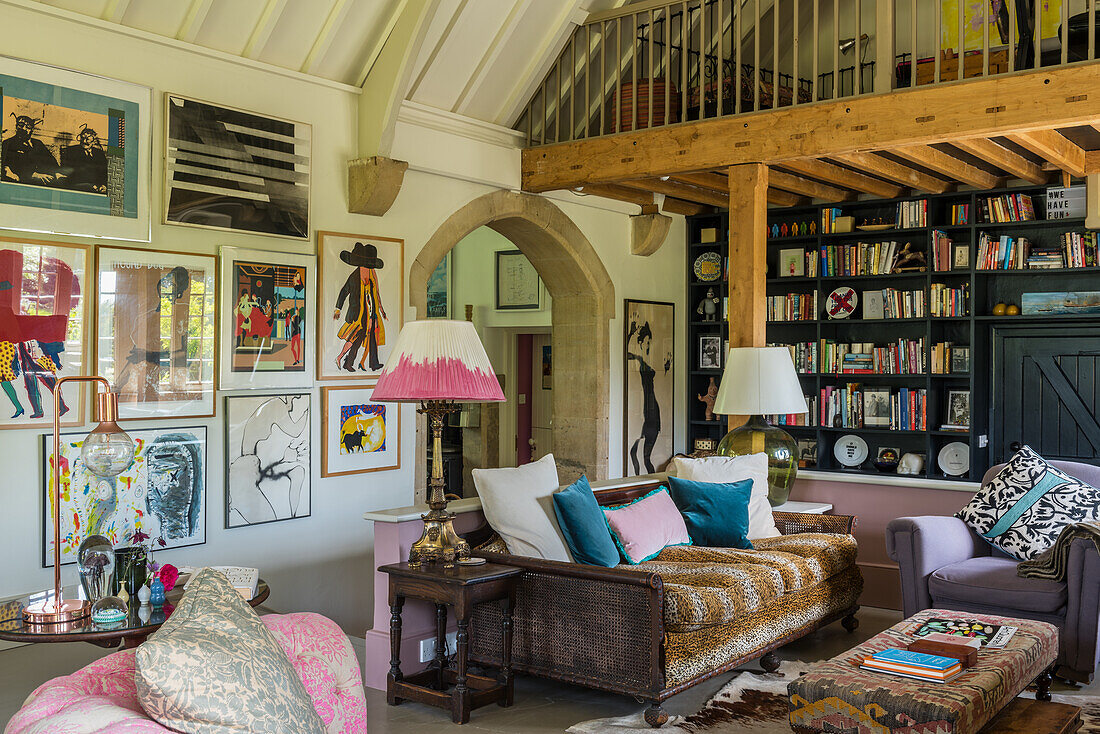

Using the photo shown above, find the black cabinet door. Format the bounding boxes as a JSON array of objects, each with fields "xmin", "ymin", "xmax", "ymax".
[{"xmin": 993, "ymin": 326, "xmax": 1100, "ymax": 465}]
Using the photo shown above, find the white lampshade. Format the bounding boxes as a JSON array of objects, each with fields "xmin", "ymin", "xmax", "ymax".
[{"xmin": 713, "ymin": 346, "xmax": 807, "ymax": 415}]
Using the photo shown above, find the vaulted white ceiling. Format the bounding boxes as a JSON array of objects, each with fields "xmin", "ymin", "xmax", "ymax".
[{"xmin": 28, "ymin": 0, "xmax": 628, "ymax": 127}]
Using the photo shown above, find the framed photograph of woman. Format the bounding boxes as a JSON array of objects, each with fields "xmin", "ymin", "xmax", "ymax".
[
  {"xmin": 623, "ymin": 299, "xmax": 674, "ymax": 476},
  {"xmin": 316, "ymin": 231, "xmax": 403, "ymax": 380},
  {"xmin": 219, "ymin": 246, "xmax": 314, "ymax": 390},
  {"xmin": 96, "ymin": 246, "xmax": 216, "ymax": 419}
]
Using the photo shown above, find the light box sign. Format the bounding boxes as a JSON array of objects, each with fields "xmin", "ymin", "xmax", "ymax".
[{"xmin": 1046, "ymin": 186, "xmax": 1086, "ymax": 219}]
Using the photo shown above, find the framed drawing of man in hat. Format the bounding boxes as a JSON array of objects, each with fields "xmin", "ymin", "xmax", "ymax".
[
  {"xmin": 219, "ymin": 246, "xmax": 315, "ymax": 390},
  {"xmin": 317, "ymin": 232, "xmax": 403, "ymax": 381}
]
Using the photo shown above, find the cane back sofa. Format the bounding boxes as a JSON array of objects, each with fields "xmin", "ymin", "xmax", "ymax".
[{"xmin": 465, "ymin": 476, "xmax": 863, "ymax": 727}]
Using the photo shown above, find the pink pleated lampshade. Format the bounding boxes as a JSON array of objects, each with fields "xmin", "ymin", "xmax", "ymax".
[{"xmin": 370, "ymin": 320, "xmax": 505, "ymax": 403}]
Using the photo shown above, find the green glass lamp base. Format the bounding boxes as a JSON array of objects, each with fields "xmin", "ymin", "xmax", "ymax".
[{"xmin": 716, "ymin": 414, "xmax": 798, "ymax": 506}]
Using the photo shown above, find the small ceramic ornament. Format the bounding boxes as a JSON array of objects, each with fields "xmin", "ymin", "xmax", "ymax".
[
  {"xmin": 780, "ymin": 223, "xmax": 788, "ymax": 237},
  {"xmin": 696, "ymin": 288, "xmax": 721, "ymax": 322},
  {"xmin": 137, "ymin": 584, "xmax": 151, "ymax": 606},
  {"xmin": 697, "ymin": 377, "xmax": 719, "ymax": 421},
  {"xmin": 116, "ymin": 586, "xmax": 129, "ymax": 606}
]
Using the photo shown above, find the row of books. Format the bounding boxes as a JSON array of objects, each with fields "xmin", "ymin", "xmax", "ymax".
[
  {"xmin": 1060, "ymin": 231, "xmax": 1099, "ymax": 268},
  {"xmin": 776, "ymin": 341, "xmax": 818, "ymax": 374},
  {"xmin": 860, "ymin": 648, "xmax": 963, "ymax": 683},
  {"xmin": 767, "ymin": 395, "xmax": 819, "ymax": 427},
  {"xmin": 949, "ymin": 203, "xmax": 970, "ymax": 225},
  {"xmin": 875, "ymin": 288, "xmax": 926, "ymax": 319},
  {"xmin": 820, "ymin": 384, "xmax": 928, "ymax": 431},
  {"xmin": 819, "ymin": 241, "xmax": 904, "ymax": 276},
  {"xmin": 929, "ymin": 283, "xmax": 969, "ymax": 317},
  {"xmin": 821, "ymin": 339, "xmax": 926, "ymax": 374},
  {"xmin": 981, "ymin": 192, "xmax": 1036, "ymax": 223},
  {"xmin": 930, "ymin": 230, "xmax": 954, "ymax": 271},
  {"xmin": 766, "ymin": 291, "xmax": 817, "ymax": 322},
  {"xmin": 820, "ymin": 207, "xmax": 844, "ymax": 234},
  {"xmin": 896, "ymin": 199, "xmax": 928, "ymax": 228},
  {"xmin": 975, "ymin": 232, "xmax": 1032, "ymax": 270}
]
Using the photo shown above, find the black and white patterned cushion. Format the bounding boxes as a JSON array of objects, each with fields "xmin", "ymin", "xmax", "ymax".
[{"xmin": 956, "ymin": 445, "xmax": 1100, "ymax": 561}]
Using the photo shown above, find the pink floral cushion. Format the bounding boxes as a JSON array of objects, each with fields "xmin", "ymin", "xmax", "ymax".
[
  {"xmin": 5, "ymin": 612, "xmax": 367, "ymax": 734},
  {"xmin": 603, "ymin": 486, "xmax": 692, "ymax": 564}
]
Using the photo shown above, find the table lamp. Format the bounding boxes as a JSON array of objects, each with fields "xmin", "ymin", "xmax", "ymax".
[
  {"xmin": 713, "ymin": 347, "xmax": 807, "ymax": 506},
  {"xmin": 371, "ymin": 320, "xmax": 504, "ymax": 567},
  {"xmin": 25, "ymin": 377, "xmax": 136, "ymax": 624}
]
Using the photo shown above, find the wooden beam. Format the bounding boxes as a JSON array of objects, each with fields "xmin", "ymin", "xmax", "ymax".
[
  {"xmin": 948, "ymin": 138, "xmax": 1049, "ymax": 184},
  {"xmin": 521, "ymin": 63, "xmax": 1100, "ymax": 192},
  {"xmin": 728, "ymin": 163, "xmax": 768, "ymax": 352},
  {"xmin": 669, "ymin": 171, "xmax": 731, "ymax": 193},
  {"xmin": 662, "ymin": 197, "xmax": 712, "ymax": 216},
  {"xmin": 767, "ymin": 189, "xmax": 810, "ymax": 207},
  {"xmin": 832, "ymin": 151, "xmax": 954, "ymax": 193},
  {"xmin": 619, "ymin": 179, "xmax": 728, "ymax": 208},
  {"xmin": 778, "ymin": 159, "xmax": 904, "ymax": 199},
  {"xmin": 1007, "ymin": 129, "xmax": 1086, "ymax": 178},
  {"xmin": 767, "ymin": 169, "xmax": 855, "ymax": 202},
  {"xmin": 890, "ymin": 144, "xmax": 1003, "ymax": 189},
  {"xmin": 572, "ymin": 183, "xmax": 653, "ymax": 207}
]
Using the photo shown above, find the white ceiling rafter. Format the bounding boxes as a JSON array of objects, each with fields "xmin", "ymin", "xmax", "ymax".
[
  {"xmin": 176, "ymin": 0, "xmax": 213, "ymax": 43},
  {"xmin": 405, "ymin": 0, "xmax": 468, "ymax": 101},
  {"xmin": 242, "ymin": 0, "xmax": 289, "ymax": 59},
  {"xmin": 100, "ymin": 0, "xmax": 130, "ymax": 22},
  {"xmin": 453, "ymin": 0, "xmax": 531, "ymax": 115},
  {"xmin": 355, "ymin": 0, "xmax": 409, "ymax": 87},
  {"xmin": 300, "ymin": 0, "xmax": 354, "ymax": 75}
]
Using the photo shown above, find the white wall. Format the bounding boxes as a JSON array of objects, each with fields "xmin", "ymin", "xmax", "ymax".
[{"xmin": 1, "ymin": 2, "xmax": 686, "ymax": 633}]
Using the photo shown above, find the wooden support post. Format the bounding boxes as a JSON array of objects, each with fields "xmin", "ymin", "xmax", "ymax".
[{"xmin": 727, "ymin": 163, "xmax": 767, "ymax": 350}]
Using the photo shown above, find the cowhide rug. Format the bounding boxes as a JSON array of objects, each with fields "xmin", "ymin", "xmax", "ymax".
[{"xmin": 568, "ymin": 661, "xmax": 1100, "ymax": 733}]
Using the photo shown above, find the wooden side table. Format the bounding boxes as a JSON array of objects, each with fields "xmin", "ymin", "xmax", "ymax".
[{"xmin": 380, "ymin": 562, "xmax": 522, "ymax": 724}]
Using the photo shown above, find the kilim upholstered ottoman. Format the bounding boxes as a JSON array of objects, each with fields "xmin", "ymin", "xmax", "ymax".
[{"xmin": 787, "ymin": 609, "xmax": 1058, "ymax": 734}]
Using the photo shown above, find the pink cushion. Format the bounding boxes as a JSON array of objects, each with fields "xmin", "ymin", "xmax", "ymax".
[
  {"xmin": 5, "ymin": 612, "xmax": 368, "ymax": 734},
  {"xmin": 603, "ymin": 487, "xmax": 692, "ymax": 564}
]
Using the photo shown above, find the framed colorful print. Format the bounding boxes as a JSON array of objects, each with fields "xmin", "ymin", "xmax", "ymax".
[
  {"xmin": 164, "ymin": 94, "xmax": 310, "ymax": 240},
  {"xmin": 426, "ymin": 251, "xmax": 450, "ymax": 318},
  {"xmin": 219, "ymin": 246, "xmax": 314, "ymax": 390},
  {"xmin": 0, "ymin": 236, "xmax": 89, "ymax": 430},
  {"xmin": 320, "ymin": 383, "xmax": 401, "ymax": 477},
  {"xmin": 43, "ymin": 426, "xmax": 207, "ymax": 566},
  {"xmin": 316, "ymin": 231, "xmax": 403, "ymax": 380},
  {"xmin": 0, "ymin": 56, "xmax": 152, "ymax": 241},
  {"xmin": 96, "ymin": 246, "xmax": 216, "ymax": 419},
  {"xmin": 495, "ymin": 250, "xmax": 540, "ymax": 310},
  {"xmin": 224, "ymin": 392, "xmax": 310, "ymax": 528},
  {"xmin": 623, "ymin": 299, "xmax": 675, "ymax": 477}
]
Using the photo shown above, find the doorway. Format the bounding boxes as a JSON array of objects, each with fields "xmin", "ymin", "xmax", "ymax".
[{"xmin": 516, "ymin": 332, "xmax": 552, "ymax": 465}]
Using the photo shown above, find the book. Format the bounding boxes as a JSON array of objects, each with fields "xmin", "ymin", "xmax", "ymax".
[
  {"xmin": 861, "ymin": 658, "xmax": 962, "ymax": 681},
  {"xmin": 859, "ymin": 663, "xmax": 965, "ymax": 684},
  {"xmin": 184, "ymin": 566, "xmax": 260, "ymax": 600},
  {"xmin": 912, "ymin": 617, "xmax": 1018, "ymax": 648},
  {"xmin": 870, "ymin": 648, "xmax": 959, "ymax": 671}
]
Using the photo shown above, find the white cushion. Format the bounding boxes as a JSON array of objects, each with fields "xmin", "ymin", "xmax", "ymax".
[
  {"xmin": 472, "ymin": 453, "xmax": 572, "ymax": 562},
  {"xmin": 667, "ymin": 453, "xmax": 781, "ymax": 540}
]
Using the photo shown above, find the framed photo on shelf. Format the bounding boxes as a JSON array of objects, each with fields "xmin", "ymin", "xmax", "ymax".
[
  {"xmin": 798, "ymin": 439, "xmax": 818, "ymax": 468},
  {"xmin": 43, "ymin": 426, "xmax": 207, "ymax": 566},
  {"xmin": 220, "ymin": 246, "xmax": 314, "ymax": 390},
  {"xmin": 698, "ymin": 334, "xmax": 722, "ymax": 369},
  {"xmin": 778, "ymin": 248, "xmax": 804, "ymax": 277},
  {"xmin": 0, "ymin": 56, "xmax": 152, "ymax": 241},
  {"xmin": 623, "ymin": 299, "xmax": 674, "ymax": 476},
  {"xmin": 863, "ymin": 388, "xmax": 892, "ymax": 427},
  {"xmin": 946, "ymin": 390, "xmax": 971, "ymax": 429},
  {"xmin": 164, "ymin": 94, "xmax": 310, "ymax": 239},
  {"xmin": 950, "ymin": 346, "xmax": 970, "ymax": 374},
  {"xmin": 95, "ymin": 246, "xmax": 216, "ymax": 419},
  {"xmin": 426, "ymin": 251, "xmax": 451, "ymax": 318},
  {"xmin": 495, "ymin": 250, "xmax": 541, "ymax": 310},
  {"xmin": 320, "ymin": 383, "xmax": 401, "ymax": 477},
  {"xmin": 0, "ymin": 237, "xmax": 89, "ymax": 430},
  {"xmin": 953, "ymin": 244, "xmax": 970, "ymax": 270},
  {"xmin": 224, "ymin": 392, "xmax": 310, "ymax": 528},
  {"xmin": 862, "ymin": 290, "xmax": 884, "ymax": 320},
  {"xmin": 316, "ymin": 231, "xmax": 403, "ymax": 380}
]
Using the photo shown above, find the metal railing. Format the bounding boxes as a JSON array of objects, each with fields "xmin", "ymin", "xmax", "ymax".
[{"xmin": 517, "ymin": 0, "xmax": 1099, "ymax": 147}]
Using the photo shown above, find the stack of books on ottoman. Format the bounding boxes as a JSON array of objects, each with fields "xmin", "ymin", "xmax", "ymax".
[{"xmin": 860, "ymin": 648, "xmax": 965, "ymax": 683}]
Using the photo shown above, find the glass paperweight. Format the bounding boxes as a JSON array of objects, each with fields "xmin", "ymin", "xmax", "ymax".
[
  {"xmin": 90, "ymin": 595, "xmax": 128, "ymax": 627},
  {"xmin": 77, "ymin": 534, "xmax": 115, "ymax": 604}
]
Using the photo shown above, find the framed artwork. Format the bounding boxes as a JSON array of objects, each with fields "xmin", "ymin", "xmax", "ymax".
[
  {"xmin": 426, "ymin": 252, "xmax": 450, "ymax": 318},
  {"xmin": 316, "ymin": 231, "xmax": 403, "ymax": 380},
  {"xmin": 946, "ymin": 390, "xmax": 971, "ymax": 428},
  {"xmin": 0, "ymin": 237, "xmax": 89, "ymax": 430},
  {"xmin": 698, "ymin": 334, "xmax": 722, "ymax": 369},
  {"xmin": 219, "ymin": 246, "xmax": 314, "ymax": 390},
  {"xmin": 953, "ymin": 244, "xmax": 970, "ymax": 270},
  {"xmin": 44, "ymin": 426, "xmax": 207, "ymax": 566},
  {"xmin": 863, "ymin": 388, "xmax": 892, "ymax": 427},
  {"xmin": 495, "ymin": 250, "xmax": 540, "ymax": 310},
  {"xmin": 623, "ymin": 299, "xmax": 674, "ymax": 476},
  {"xmin": 951, "ymin": 346, "xmax": 970, "ymax": 374},
  {"xmin": 0, "ymin": 56, "xmax": 152, "ymax": 241},
  {"xmin": 164, "ymin": 94, "xmax": 310, "ymax": 239},
  {"xmin": 778, "ymin": 248, "xmax": 804, "ymax": 277},
  {"xmin": 224, "ymin": 392, "xmax": 310, "ymax": 528},
  {"xmin": 320, "ymin": 383, "xmax": 401, "ymax": 477},
  {"xmin": 96, "ymin": 246, "xmax": 216, "ymax": 419},
  {"xmin": 541, "ymin": 344, "xmax": 552, "ymax": 389}
]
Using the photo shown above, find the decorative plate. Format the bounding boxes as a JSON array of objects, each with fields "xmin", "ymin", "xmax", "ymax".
[
  {"xmin": 827, "ymin": 287, "xmax": 858, "ymax": 319},
  {"xmin": 693, "ymin": 252, "xmax": 723, "ymax": 282},
  {"xmin": 938, "ymin": 441, "xmax": 970, "ymax": 477},
  {"xmin": 833, "ymin": 434, "xmax": 869, "ymax": 467},
  {"xmin": 856, "ymin": 224, "xmax": 896, "ymax": 231}
]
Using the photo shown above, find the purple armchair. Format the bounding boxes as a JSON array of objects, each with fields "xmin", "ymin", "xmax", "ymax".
[{"xmin": 886, "ymin": 459, "xmax": 1100, "ymax": 684}]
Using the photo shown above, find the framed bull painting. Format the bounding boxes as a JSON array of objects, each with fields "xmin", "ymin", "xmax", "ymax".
[{"xmin": 320, "ymin": 383, "xmax": 401, "ymax": 477}]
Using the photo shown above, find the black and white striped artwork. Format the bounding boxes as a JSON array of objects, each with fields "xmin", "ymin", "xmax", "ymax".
[{"xmin": 164, "ymin": 94, "xmax": 310, "ymax": 239}]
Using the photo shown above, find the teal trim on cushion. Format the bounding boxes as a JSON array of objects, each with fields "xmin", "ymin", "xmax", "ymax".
[
  {"xmin": 983, "ymin": 472, "xmax": 1066, "ymax": 539},
  {"xmin": 602, "ymin": 486, "xmax": 693, "ymax": 565},
  {"xmin": 666, "ymin": 476, "xmax": 754, "ymax": 549},
  {"xmin": 552, "ymin": 475, "xmax": 620, "ymax": 567},
  {"xmin": 608, "ymin": 485, "xmax": 668, "ymax": 509}
]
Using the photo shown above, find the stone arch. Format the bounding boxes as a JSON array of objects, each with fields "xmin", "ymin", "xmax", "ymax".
[{"xmin": 410, "ymin": 190, "xmax": 615, "ymax": 481}]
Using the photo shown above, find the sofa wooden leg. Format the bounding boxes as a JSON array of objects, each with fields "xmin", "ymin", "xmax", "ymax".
[
  {"xmin": 1035, "ymin": 668, "xmax": 1053, "ymax": 702},
  {"xmin": 842, "ymin": 611, "xmax": 859, "ymax": 633},
  {"xmin": 644, "ymin": 702, "xmax": 668, "ymax": 728},
  {"xmin": 760, "ymin": 651, "xmax": 781, "ymax": 674}
]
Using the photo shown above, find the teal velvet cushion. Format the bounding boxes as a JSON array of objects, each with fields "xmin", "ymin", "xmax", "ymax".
[
  {"xmin": 667, "ymin": 476, "xmax": 754, "ymax": 549},
  {"xmin": 552, "ymin": 475, "xmax": 620, "ymax": 567}
]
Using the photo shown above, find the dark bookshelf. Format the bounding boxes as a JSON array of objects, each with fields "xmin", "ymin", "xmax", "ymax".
[
  {"xmin": 686, "ymin": 213, "xmax": 732, "ymax": 453},
  {"xmin": 686, "ymin": 183, "xmax": 1100, "ymax": 482}
]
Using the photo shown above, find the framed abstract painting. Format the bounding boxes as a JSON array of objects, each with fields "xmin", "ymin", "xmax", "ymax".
[
  {"xmin": 95, "ymin": 246, "xmax": 216, "ymax": 419},
  {"xmin": 164, "ymin": 94, "xmax": 310, "ymax": 239},
  {"xmin": 316, "ymin": 231, "xmax": 403, "ymax": 380},
  {"xmin": 622, "ymin": 299, "xmax": 675, "ymax": 477},
  {"xmin": 0, "ymin": 236, "xmax": 89, "ymax": 430},
  {"xmin": 0, "ymin": 56, "xmax": 152, "ymax": 241},
  {"xmin": 224, "ymin": 392, "xmax": 310, "ymax": 528},
  {"xmin": 219, "ymin": 246, "xmax": 314, "ymax": 390},
  {"xmin": 43, "ymin": 426, "xmax": 207, "ymax": 566},
  {"xmin": 320, "ymin": 383, "xmax": 401, "ymax": 477}
]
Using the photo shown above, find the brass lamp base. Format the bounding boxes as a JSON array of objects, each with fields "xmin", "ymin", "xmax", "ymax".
[
  {"xmin": 23, "ymin": 597, "xmax": 90, "ymax": 624},
  {"xmin": 409, "ymin": 399, "xmax": 471, "ymax": 568}
]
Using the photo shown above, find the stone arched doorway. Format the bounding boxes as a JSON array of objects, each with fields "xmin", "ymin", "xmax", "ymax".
[{"xmin": 410, "ymin": 190, "xmax": 614, "ymax": 482}]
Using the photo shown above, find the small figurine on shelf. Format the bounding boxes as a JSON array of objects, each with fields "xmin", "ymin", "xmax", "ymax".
[
  {"xmin": 800, "ymin": 221, "xmax": 808, "ymax": 235},
  {"xmin": 809, "ymin": 221, "xmax": 817, "ymax": 234},
  {"xmin": 696, "ymin": 288, "xmax": 721, "ymax": 322},
  {"xmin": 770, "ymin": 223, "xmax": 780, "ymax": 238},
  {"xmin": 698, "ymin": 377, "xmax": 719, "ymax": 421},
  {"xmin": 891, "ymin": 242, "xmax": 928, "ymax": 273},
  {"xmin": 780, "ymin": 223, "xmax": 789, "ymax": 237}
]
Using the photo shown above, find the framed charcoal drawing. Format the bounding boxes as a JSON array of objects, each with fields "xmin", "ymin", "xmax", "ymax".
[
  {"xmin": 44, "ymin": 426, "xmax": 207, "ymax": 566},
  {"xmin": 623, "ymin": 299, "xmax": 674, "ymax": 476},
  {"xmin": 96, "ymin": 246, "xmax": 216, "ymax": 419},
  {"xmin": 495, "ymin": 250, "xmax": 540, "ymax": 310},
  {"xmin": 316, "ymin": 231, "xmax": 403, "ymax": 380},
  {"xmin": 0, "ymin": 236, "xmax": 89, "ymax": 430},
  {"xmin": 0, "ymin": 56, "xmax": 152, "ymax": 241},
  {"xmin": 164, "ymin": 94, "xmax": 310, "ymax": 239},
  {"xmin": 219, "ymin": 246, "xmax": 314, "ymax": 390},
  {"xmin": 224, "ymin": 392, "xmax": 310, "ymax": 528},
  {"xmin": 320, "ymin": 383, "xmax": 401, "ymax": 477}
]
